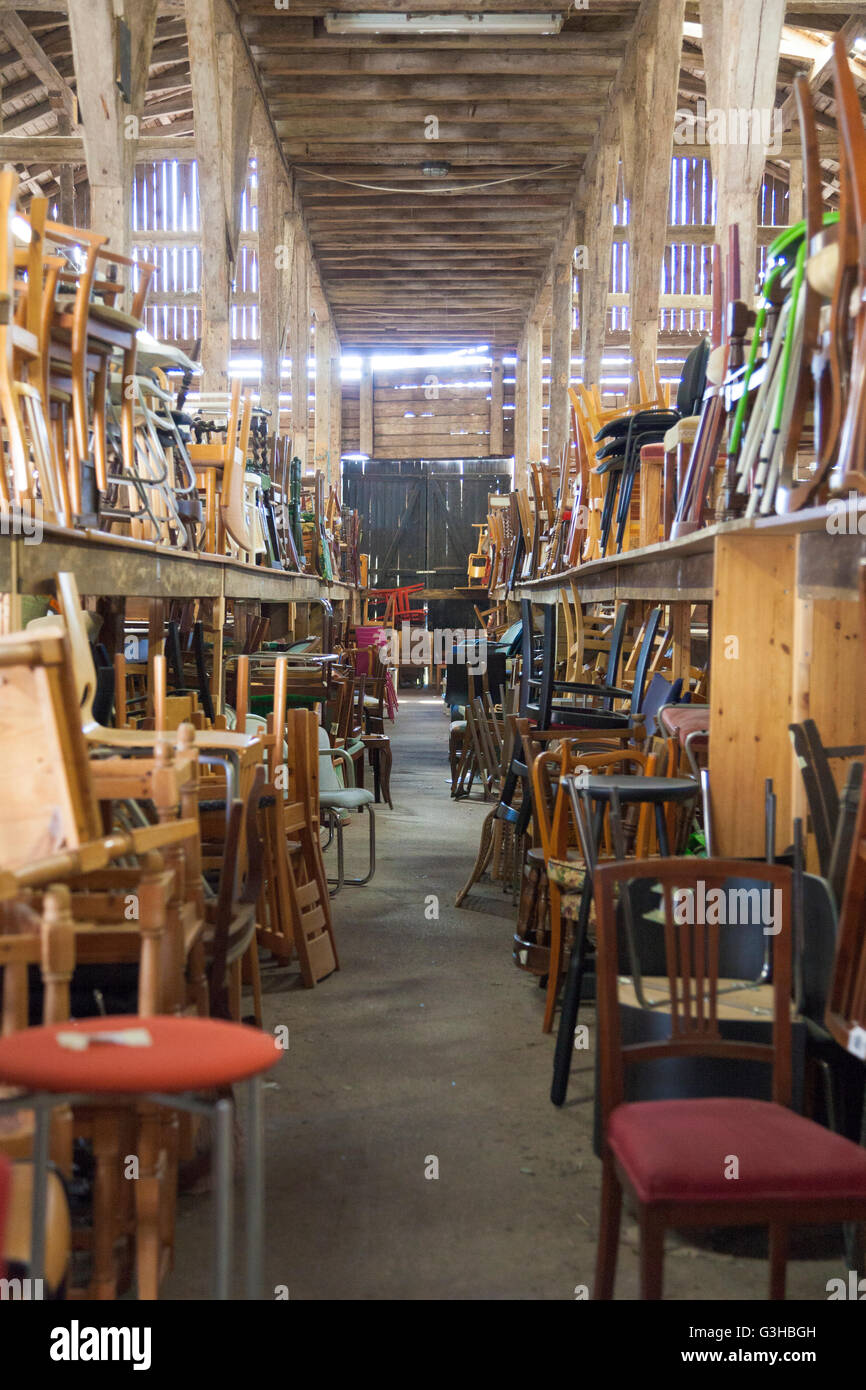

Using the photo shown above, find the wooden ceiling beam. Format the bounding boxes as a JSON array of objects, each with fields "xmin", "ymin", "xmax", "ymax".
[
  {"xmin": 0, "ymin": 9, "xmax": 76, "ymax": 122},
  {"xmin": 276, "ymin": 122, "xmax": 596, "ymax": 144},
  {"xmin": 255, "ymin": 51, "xmax": 623, "ymax": 76},
  {"xmin": 264, "ymin": 75, "xmax": 615, "ymax": 99},
  {"xmin": 284, "ymin": 143, "xmax": 589, "ymax": 164},
  {"xmin": 270, "ymin": 102, "xmax": 600, "ymax": 126}
]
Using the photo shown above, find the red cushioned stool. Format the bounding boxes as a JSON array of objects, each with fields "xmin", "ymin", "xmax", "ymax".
[
  {"xmin": 593, "ymin": 858, "xmax": 866, "ymax": 1300},
  {"xmin": 0, "ymin": 1015, "xmax": 281, "ymax": 1299}
]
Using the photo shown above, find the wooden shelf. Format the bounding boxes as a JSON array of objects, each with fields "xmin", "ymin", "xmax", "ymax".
[
  {"xmin": 512, "ymin": 501, "xmax": 866, "ymax": 605},
  {"xmin": 0, "ymin": 526, "xmax": 357, "ymax": 606}
]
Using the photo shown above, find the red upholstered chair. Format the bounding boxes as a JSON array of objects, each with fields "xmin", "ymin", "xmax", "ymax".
[
  {"xmin": 0, "ymin": 1015, "xmax": 281, "ymax": 1300},
  {"xmin": 592, "ymin": 857, "xmax": 866, "ymax": 1300}
]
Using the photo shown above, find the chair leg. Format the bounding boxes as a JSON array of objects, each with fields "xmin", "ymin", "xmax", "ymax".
[
  {"xmin": 541, "ymin": 885, "xmax": 560, "ymax": 1034},
  {"xmin": 325, "ymin": 812, "xmax": 345, "ymax": 895},
  {"xmin": 342, "ymin": 805, "xmax": 376, "ymax": 885},
  {"xmin": 245, "ymin": 938, "xmax": 263, "ymax": 1029},
  {"xmin": 638, "ymin": 1210, "xmax": 665, "ymax": 1300},
  {"xmin": 768, "ymin": 1224, "xmax": 788, "ymax": 1300},
  {"xmin": 379, "ymin": 741, "xmax": 393, "ymax": 808},
  {"xmin": 593, "ymin": 1153, "xmax": 622, "ymax": 1299}
]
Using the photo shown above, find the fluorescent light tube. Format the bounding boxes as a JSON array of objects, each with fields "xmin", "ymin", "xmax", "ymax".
[{"xmin": 324, "ymin": 13, "xmax": 564, "ymax": 36}]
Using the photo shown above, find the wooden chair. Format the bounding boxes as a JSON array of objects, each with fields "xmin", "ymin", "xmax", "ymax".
[
  {"xmin": 234, "ymin": 656, "xmax": 338, "ymax": 986},
  {"xmin": 593, "ymin": 856, "xmax": 866, "ymax": 1300},
  {"xmin": 0, "ymin": 175, "xmax": 78, "ymax": 527},
  {"xmin": 0, "ymin": 889, "xmax": 74, "ymax": 1296},
  {"xmin": 188, "ymin": 381, "xmax": 256, "ymax": 555},
  {"xmin": 0, "ymin": 625, "xmax": 204, "ymax": 1298},
  {"xmin": 41, "ymin": 208, "xmax": 156, "ymax": 513},
  {"xmin": 202, "ymin": 766, "xmax": 265, "ymax": 1024},
  {"xmin": 529, "ymin": 741, "xmax": 655, "ymax": 1034}
]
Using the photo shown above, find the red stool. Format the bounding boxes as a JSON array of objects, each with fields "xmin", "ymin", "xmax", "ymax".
[{"xmin": 0, "ymin": 1015, "xmax": 281, "ymax": 1299}]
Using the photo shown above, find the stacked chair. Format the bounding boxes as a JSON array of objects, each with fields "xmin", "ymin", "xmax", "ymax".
[{"xmin": 0, "ymin": 168, "xmax": 349, "ymax": 575}]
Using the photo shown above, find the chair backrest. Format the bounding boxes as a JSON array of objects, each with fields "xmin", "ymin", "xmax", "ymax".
[
  {"xmin": 626, "ymin": 606, "xmax": 663, "ymax": 716},
  {"xmin": 826, "ymin": 757, "xmax": 866, "ymax": 1053},
  {"xmin": 54, "ymin": 570, "xmax": 100, "ymax": 730},
  {"xmin": 206, "ymin": 766, "xmax": 265, "ymax": 1016},
  {"xmin": 593, "ymin": 857, "xmax": 793, "ymax": 1130},
  {"xmin": 318, "ymin": 724, "xmax": 344, "ymax": 792},
  {"xmin": 532, "ymin": 744, "xmax": 652, "ymax": 866},
  {"xmin": 602, "ymin": 602, "xmax": 629, "ymax": 692},
  {"xmin": 0, "ymin": 627, "xmax": 101, "ymax": 869}
]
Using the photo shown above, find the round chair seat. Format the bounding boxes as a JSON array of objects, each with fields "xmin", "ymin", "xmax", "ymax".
[
  {"xmin": 572, "ymin": 774, "xmax": 697, "ymax": 804},
  {"xmin": 0, "ymin": 1016, "xmax": 280, "ymax": 1096}
]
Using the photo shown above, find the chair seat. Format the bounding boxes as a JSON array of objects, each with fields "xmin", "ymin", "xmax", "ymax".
[
  {"xmin": 58, "ymin": 299, "xmax": 144, "ymax": 333},
  {"xmin": 320, "ymin": 787, "xmax": 375, "ymax": 810},
  {"xmin": 609, "ymin": 1097, "xmax": 866, "ymax": 1207},
  {"xmin": 577, "ymin": 773, "xmax": 697, "ymax": 804},
  {"xmin": 659, "ymin": 705, "xmax": 711, "ymax": 742},
  {"xmin": 0, "ymin": 1016, "xmax": 280, "ymax": 1095}
]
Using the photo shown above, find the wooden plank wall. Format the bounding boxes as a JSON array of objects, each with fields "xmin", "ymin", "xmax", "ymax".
[{"xmin": 340, "ymin": 364, "xmax": 510, "ymax": 461}]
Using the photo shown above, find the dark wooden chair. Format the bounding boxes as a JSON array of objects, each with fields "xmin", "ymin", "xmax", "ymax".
[
  {"xmin": 203, "ymin": 766, "xmax": 265, "ymax": 1024},
  {"xmin": 593, "ymin": 856, "xmax": 866, "ymax": 1300}
]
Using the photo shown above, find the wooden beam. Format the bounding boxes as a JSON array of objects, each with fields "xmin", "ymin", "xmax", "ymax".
[
  {"xmin": 581, "ymin": 130, "xmax": 619, "ymax": 390},
  {"xmin": 779, "ymin": 16, "xmax": 866, "ymax": 127},
  {"xmin": 186, "ymin": 0, "xmax": 231, "ymax": 388},
  {"xmin": 67, "ymin": 0, "xmax": 159, "ymax": 257},
  {"xmin": 514, "ymin": 331, "xmax": 527, "ymax": 482},
  {"xmin": 328, "ymin": 321, "xmax": 342, "ymax": 493},
  {"xmin": 548, "ymin": 222, "xmax": 574, "ymax": 474},
  {"xmin": 314, "ymin": 309, "xmax": 331, "ymax": 477},
  {"xmin": 255, "ymin": 113, "xmax": 293, "ymax": 420},
  {"xmin": 0, "ymin": 10, "xmax": 76, "ymax": 123},
  {"xmin": 526, "ymin": 310, "xmax": 543, "ymax": 463},
  {"xmin": 290, "ymin": 226, "xmax": 311, "ymax": 462},
  {"xmin": 490, "ymin": 356, "xmax": 504, "ymax": 456},
  {"xmin": 359, "ymin": 356, "xmax": 373, "ymax": 458},
  {"xmin": 700, "ymin": 0, "xmax": 786, "ymax": 296},
  {"xmin": 626, "ymin": 0, "xmax": 688, "ymax": 399}
]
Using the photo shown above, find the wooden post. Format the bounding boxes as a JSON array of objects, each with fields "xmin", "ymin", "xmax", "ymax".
[
  {"xmin": 490, "ymin": 356, "xmax": 504, "ymax": 456},
  {"xmin": 787, "ymin": 157, "xmax": 805, "ymax": 226},
  {"xmin": 255, "ymin": 119, "xmax": 292, "ymax": 423},
  {"xmin": 514, "ymin": 332, "xmax": 528, "ymax": 487},
  {"xmin": 187, "ymin": 0, "xmax": 254, "ymax": 390},
  {"xmin": 67, "ymin": 0, "xmax": 159, "ymax": 257},
  {"xmin": 700, "ymin": 0, "xmax": 786, "ymax": 298},
  {"xmin": 329, "ymin": 324, "xmax": 342, "ymax": 494},
  {"xmin": 360, "ymin": 356, "xmax": 373, "ymax": 458},
  {"xmin": 289, "ymin": 228, "xmax": 310, "ymax": 463},
  {"xmin": 526, "ymin": 313, "xmax": 543, "ymax": 463},
  {"xmin": 548, "ymin": 224, "xmax": 574, "ymax": 473},
  {"xmin": 581, "ymin": 135, "xmax": 619, "ymax": 391},
  {"xmin": 622, "ymin": 0, "xmax": 687, "ymax": 399},
  {"xmin": 314, "ymin": 309, "xmax": 331, "ymax": 476}
]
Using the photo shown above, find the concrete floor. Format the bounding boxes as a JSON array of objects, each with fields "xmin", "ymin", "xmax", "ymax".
[{"xmin": 166, "ymin": 692, "xmax": 847, "ymax": 1300}]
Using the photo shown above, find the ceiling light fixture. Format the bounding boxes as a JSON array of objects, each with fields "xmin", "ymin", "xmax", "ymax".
[
  {"xmin": 324, "ymin": 12, "xmax": 564, "ymax": 36},
  {"xmin": 421, "ymin": 160, "xmax": 452, "ymax": 178}
]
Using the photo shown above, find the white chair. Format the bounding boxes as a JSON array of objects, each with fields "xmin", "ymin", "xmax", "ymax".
[{"xmin": 318, "ymin": 725, "xmax": 375, "ymax": 893}]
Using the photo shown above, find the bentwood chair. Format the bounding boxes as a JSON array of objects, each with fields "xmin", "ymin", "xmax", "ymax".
[{"xmin": 592, "ymin": 857, "xmax": 866, "ymax": 1300}]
